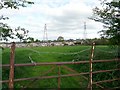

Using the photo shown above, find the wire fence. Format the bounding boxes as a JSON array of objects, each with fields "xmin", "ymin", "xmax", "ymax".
[
  {"xmin": 25, "ymin": 47, "xmax": 91, "ymax": 55},
  {"xmin": 1, "ymin": 42, "xmax": 120, "ymax": 89},
  {"xmin": 95, "ymin": 47, "xmax": 118, "ymax": 54}
]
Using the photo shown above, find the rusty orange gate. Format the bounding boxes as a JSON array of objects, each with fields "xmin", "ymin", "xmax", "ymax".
[{"xmin": 0, "ymin": 42, "xmax": 120, "ymax": 89}]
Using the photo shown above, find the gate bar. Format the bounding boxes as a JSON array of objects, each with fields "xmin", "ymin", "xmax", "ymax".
[
  {"xmin": 1, "ymin": 69, "xmax": 120, "ymax": 83},
  {"xmin": 93, "ymin": 78, "xmax": 120, "ymax": 84},
  {"xmin": 1, "ymin": 59, "xmax": 120, "ymax": 67}
]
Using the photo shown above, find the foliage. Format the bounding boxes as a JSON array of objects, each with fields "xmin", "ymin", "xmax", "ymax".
[
  {"xmin": 90, "ymin": 0, "xmax": 120, "ymax": 45},
  {"xmin": 0, "ymin": 0, "xmax": 34, "ymax": 42},
  {"xmin": 26, "ymin": 37, "xmax": 35, "ymax": 43},
  {"xmin": 0, "ymin": 25, "xmax": 29, "ymax": 42},
  {"xmin": 0, "ymin": 0, "xmax": 34, "ymax": 9},
  {"xmin": 57, "ymin": 36, "xmax": 64, "ymax": 42},
  {"xmin": 15, "ymin": 26, "xmax": 29, "ymax": 42},
  {"xmin": 0, "ymin": 23, "xmax": 13, "ymax": 41}
]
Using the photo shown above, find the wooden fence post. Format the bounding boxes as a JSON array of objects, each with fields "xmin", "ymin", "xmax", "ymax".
[
  {"xmin": 58, "ymin": 65, "xmax": 61, "ymax": 89},
  {"xmin": 9, "ymin": 42, "xmax": 15, "ymax": 89},
  {"xmin": 89, "ymin": 42, "xmax": 95, "ymax": 90}
]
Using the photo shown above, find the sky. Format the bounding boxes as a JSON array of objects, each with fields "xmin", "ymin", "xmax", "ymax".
[{"xmin": 0, "ymin": 0, "xmax": 108, "ymax": 41}]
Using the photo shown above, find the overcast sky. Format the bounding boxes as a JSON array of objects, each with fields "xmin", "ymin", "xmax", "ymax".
[{"xmin": 0, "ymin": 0, "xmax": 109, "ymax": 41}]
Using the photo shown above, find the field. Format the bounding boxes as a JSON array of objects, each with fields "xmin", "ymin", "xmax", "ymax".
[{"xmin": 2, "ymin": 45, "xmax": 120, "ymax": 88}]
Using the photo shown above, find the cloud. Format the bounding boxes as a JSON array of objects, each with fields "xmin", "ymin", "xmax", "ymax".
[{"xmin": 0, "ymin": 0, "xmax": 104, "ymax": 41}]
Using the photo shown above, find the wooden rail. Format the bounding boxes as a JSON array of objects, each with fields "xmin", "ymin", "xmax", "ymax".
[
  {"xmin": 1, "ymin": 68, "xmax": 120, "ymax": 83},
  {"xmin": 1, "ymin": 59, "xmax": 120, "ymax": 67}
]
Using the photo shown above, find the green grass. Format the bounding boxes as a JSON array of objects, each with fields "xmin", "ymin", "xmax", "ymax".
[{"xmin": 2, "ymin": 45, "xmax": 120, "ymax": 88}]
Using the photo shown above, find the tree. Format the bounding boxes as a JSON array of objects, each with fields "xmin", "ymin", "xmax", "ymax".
[
  {"xmin": 57, "ymin": 36, "xmax": 64, "ymax": 42},
  {"xmin": 0, "ymin": 0, "xmax": 34, "ymax": 42},
  {"xmin": 90, "ymin": 0, "xmax": 120, "ymax": 58},
  {"xmin": 0, "ymin": 0, "xmax": 34, "ymax": 9},
  {"xmin": 35, "ymin": 39, "xmax": 40, "ymax": 42},
  {"xmin": 90, "ymin": 0, "xmax": 120, "ymax": 45},
  {"xmin": 27, "ymin": 37, "xmax": 35, "ymax": 43},
  {"xmin": 0, "ymin": 23, "xmax": 13, "ymax": 41},
  {"xmin": 15, "ymin": 26, "xmax": 29, "ymax": 42}
]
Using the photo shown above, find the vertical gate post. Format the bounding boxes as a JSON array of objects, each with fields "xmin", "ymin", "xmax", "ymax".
[
  {"xmin": 89, "ymin": 42, "xmax": 95, "ymax": 90},
  {"xmin": 9, "ymin": 42, "xmax": 15, "ymax": 89},
  {"xmin": 58, "ymin": 65, "xmax": 61, "ymax": 89}
]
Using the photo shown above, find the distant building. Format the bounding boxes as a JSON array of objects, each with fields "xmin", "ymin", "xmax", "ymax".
[{"xmin": 0, "ymin": 40, "xmax": 83, "ymax": 48}]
